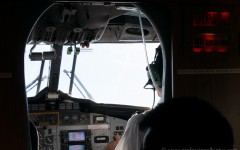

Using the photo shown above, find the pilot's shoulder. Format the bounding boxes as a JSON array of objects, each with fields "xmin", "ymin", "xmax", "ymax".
[
  {"xmin": 135, "ymin": 108, "xmax": 151, "ymax": 115},
  {"xmin": 128, "ymin": 110, "xmax": 150, "ymax": 123}
]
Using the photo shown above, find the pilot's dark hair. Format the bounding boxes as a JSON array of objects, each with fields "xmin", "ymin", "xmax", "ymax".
[{"xmin": 140, "ymin": 97, "xmax": 234, "ymax": 149}]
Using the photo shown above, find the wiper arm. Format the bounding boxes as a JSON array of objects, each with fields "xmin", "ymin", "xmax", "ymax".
[
  {"xmin": 64, "ymin": 69, "xmax": 94, "ymax": 100},
  {"xmin": 26, "ymin": 75, "xmax": 39, "ymax": 90},
  {"xmin": 64, "ymin": 70, "xmax": 86, "ymax": 99},
  {"xmin": 26, "ymin": 76, "xmax": 47, "ymax": 93},
  {"xmin": 36, "ymin": 60, "xmax": 45, "ymax": 94},
  {"xmin": 72, "ymin": 72, "xmax": 94, "ymax": 100}
]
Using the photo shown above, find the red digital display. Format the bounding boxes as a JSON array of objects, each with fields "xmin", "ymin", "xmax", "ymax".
[
  {"xmin": 193, "ymin": 11, "xmax": 231, "ymax": 26},
  {"xmin": 193, "ymin": 33, "xmax": 228, "ymax": 53}
]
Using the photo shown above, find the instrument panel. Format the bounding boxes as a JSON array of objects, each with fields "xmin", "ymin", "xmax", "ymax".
[{"xmin": 29, "ymin": 102, "xmax": 127, "ymax": 150}]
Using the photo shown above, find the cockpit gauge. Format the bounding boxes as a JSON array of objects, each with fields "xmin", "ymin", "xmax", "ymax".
[
  {"xmin": 80, "ymin": 114, "xmax": 87, "ymax": 120},
  {"xmin": 29, "ymin": 112, "xmax": 59, "ymax": 126},
  {"xmin": 71, "ymin": 115, "xmax": 79, "ymax": 121},
  {"xmin": 93, "ymin": 115, "xmax": 106, "ymax": 124},
  {"xmin": 63, "ymin": 115, "xmax": 70, "ymax": 121}
]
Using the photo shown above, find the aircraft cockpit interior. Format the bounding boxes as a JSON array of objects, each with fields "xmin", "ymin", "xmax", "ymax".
[
  {"xmin": 25, "ymin": 2, "xmax": 160, "ymax": 150},
  {"xmin": 2, "ymin": 0, "xmax": 240, "ymax": 150}
]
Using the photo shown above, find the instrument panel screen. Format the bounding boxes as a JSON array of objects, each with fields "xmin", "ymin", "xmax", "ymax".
[
  {"xmin": 93, "ymin": 115, "xmax": 106, "ymax": 123},
  {"xmin": 68, "ymin": 131, "xmax": 85, "ymax": 141},
  {"xmin": 69, "ymin": 145, "xmax": 85, "ymax": 150},
  {"xmin": 96, "ymin": 117, "xmax": 104, "ymax": 121}
]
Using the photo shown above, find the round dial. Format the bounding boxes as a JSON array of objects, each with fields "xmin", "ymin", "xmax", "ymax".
[
  {"xmin": 63, "ymin": 115, "xmax": 70, "ymax": 121},
  {"xmin": 72, "ymin": 115, "xmax": 79, "ymax": 121}
]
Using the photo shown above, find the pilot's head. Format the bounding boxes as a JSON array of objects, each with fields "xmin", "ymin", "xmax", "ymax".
[
  {"xmin": 145, "ymin": 45, "xmax": 163, "ymax": 97},
  {"xmin": 140, "ymin": 97, "xmax": 234, "ymax": 149}
]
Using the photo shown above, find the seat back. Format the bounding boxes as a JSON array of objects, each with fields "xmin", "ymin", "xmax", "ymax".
[{"xmin": 140, "ymin": 97, "xmax": 234, "ymax": 149}]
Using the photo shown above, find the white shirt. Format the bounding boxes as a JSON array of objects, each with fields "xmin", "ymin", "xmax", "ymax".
[{"xmin": 115, "ymin": 112, "xmax": 148, "ymax": 150}]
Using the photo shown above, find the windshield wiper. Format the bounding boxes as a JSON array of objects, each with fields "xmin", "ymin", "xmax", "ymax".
[
  {"xmin": 26, "ymin": 75, "xmax": 47, "ymax": 93},
  {"xmin": 64, "ymin": 69, "xmax": 94, "ymax": 100}
]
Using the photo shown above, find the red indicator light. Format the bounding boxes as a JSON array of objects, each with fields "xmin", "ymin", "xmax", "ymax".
[
  {"xmin": 207, "ymin": 12, "xmax": 218, "ymax": 15},
  {"xmin": 217, "ymin": 47, "xmax": 227, "ymax": 53},
  {"xmin": 203, "ymin": 34, "xmax": 215, "ymax": 40},
  {"xmin": 193, "ymin": 11, "xmax": 231, "ymax": 26},
  {"xmin": 204, "ymin": 48, "xmax": 213, "ymax": 53},
  {"xmin": 193, "ymin": 33, "xmax": 228, "ymax": 53},
  {"xmin": 193, "ymin": 48, "xmax": 202, "ymax": 53},
  {"xmin": 221, "ymin": 12, "xmax": 231, "ymax": 20}
]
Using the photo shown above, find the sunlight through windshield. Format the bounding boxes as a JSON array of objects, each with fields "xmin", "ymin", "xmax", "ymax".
[{"xmin": 25, "ymin": 43, "xmax": 160, "ymax": 107}]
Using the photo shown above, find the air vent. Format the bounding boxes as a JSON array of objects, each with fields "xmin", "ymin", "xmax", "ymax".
[
  {"xmin": 73, "ymin": 103, "xmax": 79, "ymax": 110},
  {"xmin": 32, "ymin": 104, "xmax": 39, "ymax": 111},
  {"xmin": 38, "ymin": 104, "xmax": 46, "ymax": 111},
  {"xmin": 66, "ymin": 103, "xmax": 73, "ymax": 110},
  {"xmin": 59, "ymin": 103, "xmax": 66, "ymax": 110}
]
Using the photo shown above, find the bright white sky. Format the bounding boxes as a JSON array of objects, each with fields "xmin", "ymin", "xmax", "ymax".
[{"xmin": 25, "ymin": 43, "xmax": 160, "ymax": 108}]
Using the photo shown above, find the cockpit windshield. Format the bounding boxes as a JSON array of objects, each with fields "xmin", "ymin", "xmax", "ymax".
[
  {"xmin": 25, "ymin": 42, "xmax": 160, "ymax": 107},
  {"xmin": 24, "ymin": 2, "xmax": 161, "ymax": 108}
]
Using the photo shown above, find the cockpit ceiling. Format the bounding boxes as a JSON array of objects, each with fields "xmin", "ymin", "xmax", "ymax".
[{"xmin": 27, "ymin": 2, "xmax": 159, "ymax": 45}]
